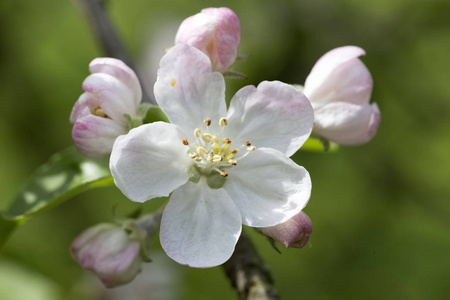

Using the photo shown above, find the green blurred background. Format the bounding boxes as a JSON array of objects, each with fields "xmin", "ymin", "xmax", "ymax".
[{"xmin": 1, "ymin": 0, "xmax": 449, "ymax": 299}]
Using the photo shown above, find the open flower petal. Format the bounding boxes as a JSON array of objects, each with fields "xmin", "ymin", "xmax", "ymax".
[
  {"xmin": 110, "ymin": 122, "xmax": 192, "ymax": 202},
  {"xmin": 154, "ymin": 44, "xmax": 227, "ymax": 134},
  {"xmin": 223, "ymin": 148, "xmax": 311, "ymax": 228},
  {"xmin": 89, "ymin": 57, "xmax": 142, "ymax": 106},
  {"xmin": 225, "ymin": 81, "xmax": 314, "ymax": 157},
  {"xmin": 82, "ymin": 73, "xmax": 138, "ymax": 125},
  {"xmin": 160, "ymin": 180, "xmax": 242, "ymax": 268},
  {"xmin": 313, "ymin": 102, "xmax": 381, "ymax": 145},
  {"xmin": 72, "ymin": 111, "xmax": 127, "ymax": 157}
]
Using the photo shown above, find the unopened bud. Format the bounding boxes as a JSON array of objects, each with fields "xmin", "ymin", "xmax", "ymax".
[
  {"xmin": 70, "ymin": 223, "xmax": 142, "ymax": 288},
  {"xmin": 260, "ymin": 211, "xmax": 312, "ymax": 249}
]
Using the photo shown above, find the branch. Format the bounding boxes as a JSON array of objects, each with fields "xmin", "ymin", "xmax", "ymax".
[
  {"xmin": 223, "ymin": 230, "xmax": 280, "ymax": 300},
  {"xmin": 76, "ymin": 0, "xmax": 156, "ymax": 105}
]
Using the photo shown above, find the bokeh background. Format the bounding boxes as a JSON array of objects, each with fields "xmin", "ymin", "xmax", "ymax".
[{"xmin": 1, "ymin": 0, "xmax": 449, "ymax": 299}]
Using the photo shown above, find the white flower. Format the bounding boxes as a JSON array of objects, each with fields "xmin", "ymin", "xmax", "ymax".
[
  {"xmin": 303, "ymin": 46, "xmax": 380, "ymax": 145},
  {"xmin": 110, "ymin": 44, "xmax": 314, "ymax": 268},
  {"xmin": 70, "ymin": 58, "xmax": 143, "ymax": 157}
]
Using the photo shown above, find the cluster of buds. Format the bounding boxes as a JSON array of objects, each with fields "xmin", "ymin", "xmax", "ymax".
[{"xmin": 69, "ymin": 5, "xmax": 381, "ymax": 285}]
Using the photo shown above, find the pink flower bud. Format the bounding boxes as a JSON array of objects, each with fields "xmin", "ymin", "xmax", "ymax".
[
  {"xmin": 303, "ymin": 46, "xmax": 380, "ymax": 145},
  {"xmin": 175, "ymin": 7, "xmax": 240, "ymax": 73},
  {"xmin": 260, "ymin": 211, "xmax": 312, "ymax": 249},
  {"xmin": 71, "ymin": 224, "xmax": 142, "ymax": 288},
  {"xmin": 70, "ymin": 58, "xmax": 143, "ymax": 157}
]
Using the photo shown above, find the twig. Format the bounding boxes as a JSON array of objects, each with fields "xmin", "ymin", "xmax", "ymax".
[
  {"xmin": 223, "ymin": 230, "xmax": 280, "ymax": 300},
  {"xmin": 76, "ymin": 0, "xmax": 156, "ymax": 104}
]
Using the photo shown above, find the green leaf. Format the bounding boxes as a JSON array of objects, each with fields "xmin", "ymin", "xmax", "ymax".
[
  {"xmin": 300, "ymin": 137, "xmax": 339, "ymax": 153},
  {"xmin": 0, "ymin": 147, "xmax": 114, "ymax": 247}
]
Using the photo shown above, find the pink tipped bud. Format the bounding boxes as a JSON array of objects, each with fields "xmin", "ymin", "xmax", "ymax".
[
  {"xmin": 261, "ymin": 211, "xmax": 312, "ymax": 249},
  {"xmin": 303, "ymin": 46, "xmax": 380, "ymax": 145},
  {"xmin": 175, "ymin": 7, "xmax": 240, "ymax": 73},
  {"xmin": 70, "ymin": 58, "xmax": 143, "ymax": 157},
  {"xmin": 71, "ymin": 224, "xmax": 142, "ymax": 288}
]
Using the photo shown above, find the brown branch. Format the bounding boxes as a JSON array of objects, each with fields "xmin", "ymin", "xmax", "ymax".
[
  {"xmin": 223, "ymin": 230, "xmax": 280, "ymax": 300},
  {"xmin": 76, "ymin": 0, "xmax": 156, "ymax": 105}
]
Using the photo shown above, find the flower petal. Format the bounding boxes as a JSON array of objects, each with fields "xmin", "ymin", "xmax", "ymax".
[
  {"xmin": 160, "ymin": 180, "xmax": 242, "ymax": 268},
  {"xmin": 89, "ymin": 58, "xmax": 142, "ymax": 106},
  {"xmin": 304, "ymin": 46, "xmax": 372, "ymax": 108},
  {"xmin": 110, "ymin": 122, "xmax": 192, "ymax": 202},
  {"xmin": 70, "ymin": 92, "xmax": 98, "ymax": 123},
  {"xmin": 223, "ymin": 148, "xmax": 311, "ymax": 227},
  {"xmin": 72, "ymin": 112, "xmax": 127, "ymax": 157},
  {"xmin": 313, "ymin": 102, "xmax": 381, "ymax": 145},
  {"xmin": 82, "ymin": 73, "xmax": 138, "ymax": 125},
  {"xmin": 200, "ymin": 7, "xmax": 240, "ymax": 73},
  {"xmin": 175, "ymin": 12, "xmax": 216, "ymax": 51},
  {"xmin": 154, "ymin": 44, "xmax": 227, "ymax": 135},
  {"xmin": 225, "ymin": 81, "xmax": 314, "ymax": 157}
]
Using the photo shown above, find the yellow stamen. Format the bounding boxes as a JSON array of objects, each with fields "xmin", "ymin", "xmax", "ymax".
[
  {"xmin": 197, "ymin": 147, "xmax": 206, "ymax": 156},
  {"xmin": 213, "ymin": 155, "xmax": 222, "ymax": 163},
  {"xmin": 221, "ymin": 170, "xmax": 229, "ymax": 177},
  {"xmin": 219, "ymin": 118, "xmax": 228, "ymax": 127},
  {"xmin": 202, "ymin": 133, "xmax": 212, "ymax": 143},
  {"xmin": 182, "ymin": 138, "xmax": 189, "ymax": 146},
  {"xmin": 204, "ymin": 118, "xmax": 211, "ymax": 127},
  {"xmin": 194, "ymin": 128, "xmax": 201, "ymax": 138},
  {"xmin": 246, "ymin": 146, "xmax": 256, "ymax": 152}
]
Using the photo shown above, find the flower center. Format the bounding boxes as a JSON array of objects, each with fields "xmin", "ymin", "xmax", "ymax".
[{"xmin": 183, "ymin": 117, "xmax": 256, "ymax": 178}]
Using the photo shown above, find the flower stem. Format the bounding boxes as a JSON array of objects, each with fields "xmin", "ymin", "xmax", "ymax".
[{"xmin": 222, "ymin": 230, "xmax": 280, "ymax": 300}]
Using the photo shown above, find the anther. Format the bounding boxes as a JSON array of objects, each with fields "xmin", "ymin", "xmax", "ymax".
[
  {"xmin": 194, "ymin": 157, "xmax": 203, "ymax": 162},
  {"xmin": 212, "ymin": 135, "xmax": 219, "ymax": 144},
  {"xmin": 197, "ymin": 147, "xmax": 206, "ymax": 155},
  {"xmin": 94, "ymin": 108, "xmax": 107, "ymax": 118},
  {"xmin": 212, "ymin": 155, "xmax": 222, "ymax": 163},
  {"xmin": 219, "ymin": 118, "xmax": 228, "ymax": 127},
  {"xmin": 202, "ymin": 133, "xmax": 212, "ymax": 143},
  {"xmin": 189, "ymin": 153, "xmax": 197, "ymax": 159},
  {"xmin": 182, "ymin": 138, "xmax": 189, "ymax": 146},
  {"xmin": 194, "ymin": 128, "xmax": 201, "ymax": 138},
  {"xmin": 204, "ymin": 118, "xmax": 211, "ymax": 127},
  {"xmin": 221, "ymin": 170, "xmax": 229, "ymax": 177},
  {"xmin": 231, "ymin": 149, "xmax": 239, "ymax": 155},
  {"xmin": 246, "ymin": 146, "xmax": 256, "ymax": 152},
  {"xmin": 222, "ymin": 138, "xmax": 231, "ymax": 144},
  {"xmin": 229, "ymin": 160, "xmax": 237, "ymax": 165},
  {"xmin": 244, "ymin": 141, "xmax": 251, "ymax": 146}
]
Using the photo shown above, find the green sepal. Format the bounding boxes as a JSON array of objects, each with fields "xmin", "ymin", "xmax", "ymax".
[
  {"xmin": 140, "ymin": 104, "xmax": 169, "ymax": 124},
  {"xmin": 0, "ymin": 147, "xmax": 114, "ymax": 248},
  {"xmin": 300, "ymin": 137, "xmax": 339, "ymax": 153},
  {"xmin": 124, "ymin": 113, "xmax": 143, "ymax": 130}
]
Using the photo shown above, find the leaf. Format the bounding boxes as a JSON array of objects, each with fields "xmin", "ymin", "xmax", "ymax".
[
  {"xmin": 0, "ymin": 147, "xmax": 114, "ymax": 247},
  {"xmin": 300, "ymin": 137, "xmax": 339, "ymax": 153}
]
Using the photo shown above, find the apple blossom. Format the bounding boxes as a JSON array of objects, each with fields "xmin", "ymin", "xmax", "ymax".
[
  {"xmin": 260, "ymin": 211, "xmax": 312, "ymax": 248},
  {"xmin": 175, "ymin": 7, "xmax": 240, "ymax": 73},
  {"xmin": 70, "ymin": 58, "xmax": 143, "ymax": 157},
  {"xmin": 303, "ymin": 46, "xmax": 381, "ymax": 145},
  {"xmin": 110, "ymin": 44, "xmax": 314, "ymax": 268},
  {"xmin": 71, "ymin": 223, "xmax": 143, "ymax": 288}
]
